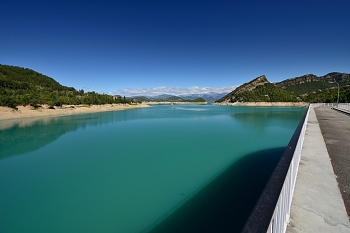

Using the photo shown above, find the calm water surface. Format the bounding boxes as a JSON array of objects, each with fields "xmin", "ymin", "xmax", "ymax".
[{"xmin": 0, "ymin": 105, "xmax": 305, "ymax": 233}]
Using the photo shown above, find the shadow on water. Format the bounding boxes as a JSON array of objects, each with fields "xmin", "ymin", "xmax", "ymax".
[{"xmin": 147, "ymin": 147, "xmax": 286, "ymax": 233}]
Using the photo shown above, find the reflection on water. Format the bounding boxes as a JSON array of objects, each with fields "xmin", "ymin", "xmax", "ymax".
[
  {"xmin": 174, "ymin": 106, "xmax": 208, "ymax": 111},
  {"xmin": 233, "ymin": 108, "xmax": 305, "ymax": 132},
  {"xmin": 0, "ymin": 105, "xmax": 218, "ymax": 160},
  {"xmin": 1, "ymin": 117, "xmax": 81, "ymax": 159},
  {"xmin": 0, "ymin": 109, "xmax": 143, "ymax": 160}
]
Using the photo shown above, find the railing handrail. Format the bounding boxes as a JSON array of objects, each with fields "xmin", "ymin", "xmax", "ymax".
[{"xmin": 240, "ymin": 106, "xmax": 310, "ymax": 233}]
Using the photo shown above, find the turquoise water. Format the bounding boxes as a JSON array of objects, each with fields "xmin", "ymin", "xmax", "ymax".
[{"xmin": 0, "ymin": 105, "xmax": 305, "ymax": 233}]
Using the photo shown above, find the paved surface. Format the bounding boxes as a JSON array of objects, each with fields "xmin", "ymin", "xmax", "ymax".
[
  {"xmin": 315, "ymin": 107, "xmax": 350, "ymax": 215},
  {"xmin": 286, "ymin": 108, "xmax": 350, "ymax": 233}
]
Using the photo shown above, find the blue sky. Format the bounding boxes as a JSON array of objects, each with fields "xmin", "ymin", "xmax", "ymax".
[{"xmin": 1, "ymin": 0, "xmax": 350, "ymax": 96}]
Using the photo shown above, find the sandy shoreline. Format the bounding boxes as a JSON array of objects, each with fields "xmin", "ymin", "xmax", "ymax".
[{"xmin": 0, "ymin": 104, "xmax": 149, "ymax": 121}]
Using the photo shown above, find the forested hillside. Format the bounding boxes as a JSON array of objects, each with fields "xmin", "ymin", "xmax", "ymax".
[
  {"xmin": 216, "ymin": 73, "xmax": 350, "ymax": 103},
  {"xmin": 277, "ymin": 73, "xmax": 350, "ymax": 103},
  {"xmin": 216, "ymin": 75, "xmax": 298, "ymax": 103},
  {"xmin": 305, "ymin": 86, "xmax": 350, "ymax": 103},
  {"xmin": 228, "ymin": 83, "xmax": 299, "ymax": 102},
  {"xmin": 0, "ymin": 65, "xmax": 130, "ymax": 108}
]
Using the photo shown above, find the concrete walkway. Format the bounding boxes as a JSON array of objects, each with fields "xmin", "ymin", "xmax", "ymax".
[
  {"xmin": 315, "ymin": 107, "xmax": 350, "ymax": 214},
  {"xmin": 286, "ymin": 108, "xmax": 350, "ymax": 233}
]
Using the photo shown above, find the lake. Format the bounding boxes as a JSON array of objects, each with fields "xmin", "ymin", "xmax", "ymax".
[{"xmin": 0, "ymin": 105, "xmax": 305, "ymax": 233}]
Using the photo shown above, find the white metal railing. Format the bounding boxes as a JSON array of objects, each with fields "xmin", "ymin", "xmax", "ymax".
[
  {"xmin": 266, "ymin": 107, "xmax": 310, "ymax": 233},
  {"xmin": 309, "ymin": 103, "xmax": 337, "ymax": 108},
  {"xmin": 310, "ymin": 103, "xmax": 350, "ymax": 112},
  {"xmin": 266, "ymin": 102, "xmax": 349, "ymax": 232},
  {"xmin": 337, "ymin": 104, "xmax": 350, "ymax": 112},
  {"xmin": 242, "ymin": 103, "xmax": 350, "ymax": 233}
]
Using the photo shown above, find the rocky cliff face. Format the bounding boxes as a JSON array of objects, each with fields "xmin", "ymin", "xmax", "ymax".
[
  {"xmin": 275, "ymin": 74, "xmax": 319, "ymax": 88},
  {"xmin": 276, "ymin": 72, "xmax": 350, "ymax": 89},
  {"xmin": 216, "ymin": 75, "xmax": 269, "ymax": 103},
  {"xmin": 321, "ymin": 72, "xmax": 350, "ymax": 82}
]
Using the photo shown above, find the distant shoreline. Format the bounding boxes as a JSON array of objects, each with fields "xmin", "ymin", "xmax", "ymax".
[
  {"xmin": 214, "ymin": 102, "xmax": 309, "ymax": 107},
  {"xmin": 0, "ymin": 104, "xmax": 149, "ymax": 122},
  {"xmin": 0, "ymin": 102, "xmax": 308, "ymax": 123},
  {"xmin": 144, "ymin": 101, "xmax": 207, "ymax": 105}
]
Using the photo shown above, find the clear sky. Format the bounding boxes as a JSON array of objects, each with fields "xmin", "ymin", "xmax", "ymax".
[{"xmin": 1, "ymin": 0, "xmax": 349, "ymax": 96}]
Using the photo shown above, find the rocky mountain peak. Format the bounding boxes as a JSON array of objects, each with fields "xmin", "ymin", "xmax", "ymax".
[{"xmin": 216, "ymin": 75, "xmax": 269, "ymax": 103}]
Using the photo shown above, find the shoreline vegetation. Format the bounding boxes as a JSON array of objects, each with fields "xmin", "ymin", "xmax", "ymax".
[{"xmin": 0, "ymin": 103, "xmax": 149, "ymax": 121}]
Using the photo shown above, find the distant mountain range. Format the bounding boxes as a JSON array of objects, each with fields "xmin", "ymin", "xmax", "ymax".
[
  {"xmin": 180, "ymin": 92, "xmax": 227, "ymax": 102},
  {"xmin": 2, "ymin": 64, "xmax": 349, "ymax": 107},
  {"xmin": 216, "ymin": 73, "xmax": 350, "ymax": 103},
  {"xmin": 129, "ymin": 92, "xmax": 227, "ymax": 103}
]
